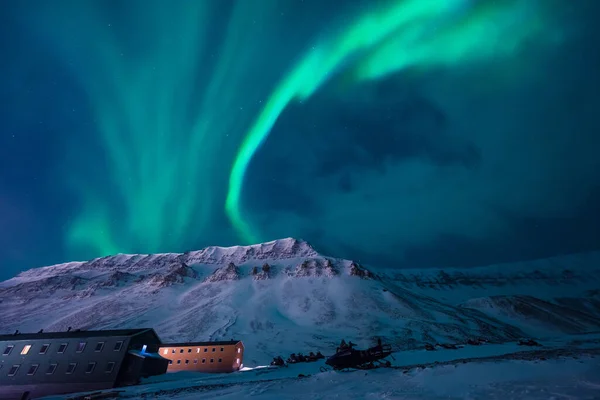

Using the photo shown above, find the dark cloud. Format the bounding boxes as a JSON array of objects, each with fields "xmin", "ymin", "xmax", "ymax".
[{"xmin": 248, "ymin": 8, "xmax": 600, "ymax": 267}]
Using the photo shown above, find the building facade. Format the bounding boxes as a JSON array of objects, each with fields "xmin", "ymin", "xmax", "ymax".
[
  {"xmin": 0, "ymin": 328, "xmax": 168, "ymax": 400},
  {"xmin": 158, "ymin": 340, "xmax": 244, "ymax": 373}
]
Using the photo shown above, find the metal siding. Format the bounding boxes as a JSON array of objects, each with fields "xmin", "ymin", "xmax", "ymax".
[{"xmin": 0, "ymin": 336, "xmax": 131, "ymax": 399}]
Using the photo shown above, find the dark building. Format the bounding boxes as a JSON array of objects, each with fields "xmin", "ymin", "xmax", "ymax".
[
  {"xmin": 158, "ymin": 341, "xmax": 244, "ymax": 373},
  {"xmin": 0, "ymin": 328, "xmax": 169, "ymax": 400}
]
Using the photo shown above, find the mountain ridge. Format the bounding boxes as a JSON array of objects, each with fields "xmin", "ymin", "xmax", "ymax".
[{"xmin": 1, "ymin": 238, "xmax": 599, "ymax": 364}]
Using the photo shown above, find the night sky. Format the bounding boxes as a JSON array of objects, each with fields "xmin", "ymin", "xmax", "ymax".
[{"xmin": 1, "ymin": 0, "xmax": 600, "ymax": 280}]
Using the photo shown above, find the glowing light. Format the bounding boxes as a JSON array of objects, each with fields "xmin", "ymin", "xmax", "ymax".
[{"xmin": 226, "ymin": 0, "xmax": 551, "ymax": 242}]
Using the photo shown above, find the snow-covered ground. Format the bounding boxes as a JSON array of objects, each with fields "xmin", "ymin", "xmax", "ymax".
[
  {"xmin": 42, "ymin": 344, "xmax": 600, "ymax": 400},
  {"xmin": 134, "ymin": 357, "xmax": 600, "ymax": 400},
  {"xmin": 2, "ymin": 238, "xmax": 600, "ymax": 399}
]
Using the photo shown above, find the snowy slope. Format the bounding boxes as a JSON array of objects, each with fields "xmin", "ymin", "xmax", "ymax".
[
  {"xmin": 378, "ymin": 251, "xmax": 600, "ymax": 337},
  {"xmin": 1, "ymin": 238, "xmax": 600, "ymax": 365}
]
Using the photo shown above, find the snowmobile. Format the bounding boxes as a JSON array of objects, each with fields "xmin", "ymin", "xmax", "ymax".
[{"xmin": 321, "ymin": 343, "xmax": 393, "ymax": 371}]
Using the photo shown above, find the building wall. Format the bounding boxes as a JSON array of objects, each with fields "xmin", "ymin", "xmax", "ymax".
[
  {"xmin": 0, "ymin": 382, "xmax": 111, "ymax": 400},
  {"xmin": 0, "ymin": 336, "xmax": 131, "ymax": 399},
  {"xmin": 158, "ymin": 342, "xmax": 244, "ymax": 373}
]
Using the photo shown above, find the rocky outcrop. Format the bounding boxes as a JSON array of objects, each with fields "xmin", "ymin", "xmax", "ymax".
[
  {"xmin": 100, "ymin": 271, "xmax": 135, "ymax": 287},
  {"xmin": 349, "ymin": 262, "xmax": 372, "ymax": 279},
  {"xmin": 0, "ymin": 275, "xmax": 87, "ymax": 298},
  {"xmin": 288, "ymin": 258, "xmax": 337, "ymax": 278},
  {"xmin": 252, "ymin": 263, "xmax": 273, "ymax": 280},
  {"xmin": 148, "ymin": 262, "xmax": 198, "ymax": 287},
  {"xmin": 205, "ymin": 262, "xmax": 240, "ymax": 283}
]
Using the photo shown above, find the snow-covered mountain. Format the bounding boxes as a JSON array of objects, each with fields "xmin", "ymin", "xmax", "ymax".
[{"xmin": 1, "ymin": 238, "xmax": 599, "ymax": 365}]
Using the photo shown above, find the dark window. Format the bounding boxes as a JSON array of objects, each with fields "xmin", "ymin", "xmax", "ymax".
[
  {"xmin": 194, "ymin": 359, "xmax": 198, "ymax": 364},
  {"xmin": 114, "ymin": 341, "xmax": 123, "ymax": 351},
  {"xmin": 8, "ymin": 365, "xmax": 20, "ymax": 376},
  {"xmin": 27, "ymin": 364, "xmax": 39, "ymax": 375},
  {"xmin": 188, "ymin": 349, "xmax": 192, "ymax": 353},
  {"xmin": 180, "ymin": 349, "xmax": 184, "ymax": 353},
  {"xmin": 57, "ymin": 343, "xmax": 68, "ymax": 354},
  {"xmin": 212, "ymin": 348, "xmax": 215, "ymax": 352},
  {"xmin": 220, "ymin": 347, "xmax": 224, "ymax": 352},
  {"xmin": 218, "ymin": 358, "xmax": 222, "ymax": 363},
  {"xmin": 185, "ymin": 360, "xmax": 189, "ymax": 364},
  {"xmin": 105, "ymin": 362, "xmax": 115, "ymax": 373},
  {"xmin": 204, "ymin": 348, "xmax": 207, "ymax": 353},
  {"xmin": 177, "ymin": 360, "xmax": 181, "ymax": 364},
  {"xmin": 3, "ymin": 345, "xmax": 14, "ymax": 356},
  {"xmin": 46, "ymin": 364, "xmax": 58, "ymax": 375},
  {"xmin": 210, "ymin": 358, "xmax": 214, "ymax": 363},
  {"xmin": 168, "ymin": 360, "xmax": 173, "ymax": 365},
  {"xmin": 39, "ymin": 344, "xmax": 50, "ymax": 354},
  {"xmin": 85, "ymin": 362, "xmax": 96, "ymax": 374},
  {"xmin": 202, "ymin": 358, "xmax": 206, "ymax": 364},
  {"xmin": 76, "ymin": 342, "xmax": 86, "ymax": 353},
  {"xmin": 66, "ymin": 363, "xmax": 77, "ymax": 374},
  {"xmin": 94, "ymin": 342, "xmax": 105, "ymax": 352}
]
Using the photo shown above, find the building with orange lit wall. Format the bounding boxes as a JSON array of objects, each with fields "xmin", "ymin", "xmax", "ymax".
[{"xmin": 158, "ymin": 340, "xmax": 244, "ymax": 373}]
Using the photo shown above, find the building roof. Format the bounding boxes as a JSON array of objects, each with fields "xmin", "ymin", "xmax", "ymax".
[
  {"xmin": 0, "ymin": 328, "xmax": 155, "ymax": 342},
  {"xmin": 159, "ymin": 340, "xmax": 242, "ymax": 347},
  {"xmin": 128, "ymin": 349, "xmax": 167, "ymax": 360}
]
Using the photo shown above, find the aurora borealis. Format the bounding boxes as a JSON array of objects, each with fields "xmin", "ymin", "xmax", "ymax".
[{"xmin": 1, "ymin": 0, "xmax": 600, "ymax": 279}]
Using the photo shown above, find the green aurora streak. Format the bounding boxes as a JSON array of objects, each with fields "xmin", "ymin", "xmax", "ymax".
[
  {"xmin": 61, "ymin": 1, "xmax": 279, "ymax": 256},
  {"xmin": 225, "ymin": 0, "xmax": 551, "ymax": 243},
  {"xmin": 31, "ymin": 0, "xmax": 556, "ymax": 258}
]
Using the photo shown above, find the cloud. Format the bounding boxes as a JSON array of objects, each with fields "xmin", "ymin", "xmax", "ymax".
[{"xmin": 246, "ymin": 25, "xmax": 600, "ymax": 267}]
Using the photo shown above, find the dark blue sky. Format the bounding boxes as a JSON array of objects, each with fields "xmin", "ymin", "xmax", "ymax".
[{"xmin": 1, "ymin": 0, "xmax": 599, "ymax": 280}]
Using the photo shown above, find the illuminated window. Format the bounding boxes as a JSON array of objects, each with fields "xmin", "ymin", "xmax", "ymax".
[
  {"xmin": 3, "ymin": 345, "xmax": 14, "ymax": 356},
  {"xmin": 76, "ymin": 342, "xmax": 86, "ymax": 353},
  {"xmin": 57, "ymin": 343, "xmax": 68, "ymax": 353},
  {"xmin": 94, "ymin": 342, "xmax": 105, "ymax": 352},
  {"xmin": 27, "ymin": 364, "xmax": 39, "ymax": 375},
  {"xmin": 196, "ymin": 348, "xmax": 200, "ymax": 353},
  {"xmin": 236, "ymin": 358, "xmax": 240, "ymax": 364},
  {"xmin": 46, "ymin": 363, "xmax": 58, "ymax": 375},
  {"xmin": 237, "ymin": 348, "xmax": 241, "ymax": 354},
  {"xmin": 114, "ymin": 341, "xmax": 123, "ymax": 351},
  {"xmin": 8, "ymin": 365, "xmax": 20, "ymax": 376},
  {"xmin": 21, "ymin": 345, "xmax": 31, "ymax": 355},
  {"xmin": 66, "ymin": 363, "xmax": 77, "ymax": 374},
  {"xmin": 163, "ymin": 349, "xmax": 168, "ymax": 355},
  {"xmin": 105, "ymin": 362, "xmax": 115, "ymax": 373},
  {"xmin": 85, "ymin": 362, "xmax": 96, "ymax": 374},
  {"xmin": 39, "ymin": 344, "xmax": 50, "ymax": 354}
]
